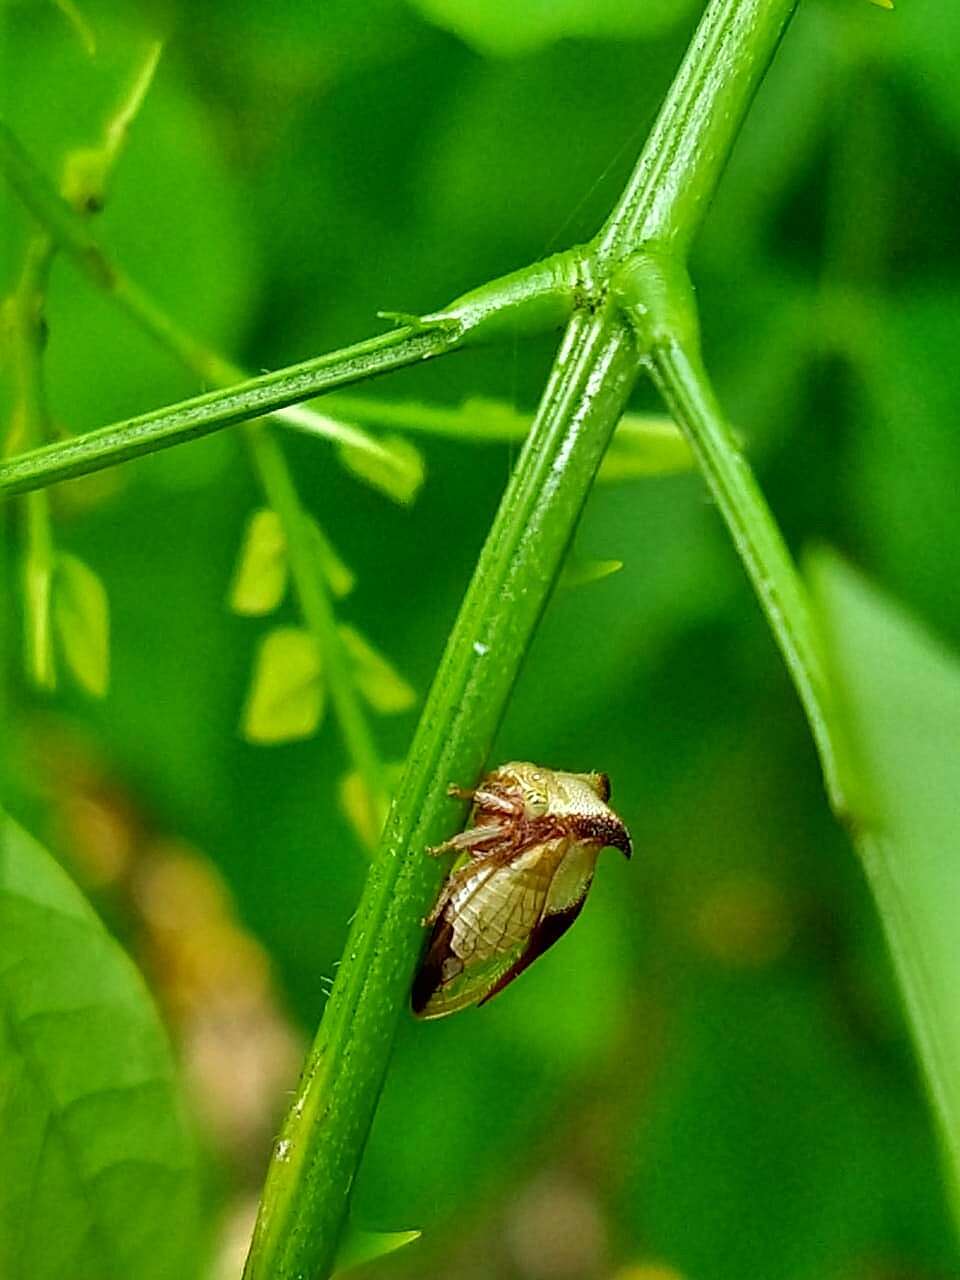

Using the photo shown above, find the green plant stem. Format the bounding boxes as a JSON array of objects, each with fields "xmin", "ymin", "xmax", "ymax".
[
  {"xmin": 244, "ymin": 2, "xmax": 800, "ymax": 1276},
  {"xmin": 245, "ymin": 425, "xmax": 389, "ymax": 835},
  {"xmin": 73, "ymin": 269, "xmax": 392, "ymax": 816},
  {"xmin": 596, "ymin": 0, "xmax": 796, "ymax": 262},
  {"xmin": 244, "ymin": 304, "xmax": 638, "ymax": 1280},
  {"xmin": 7, "ymin": 46, "xmax": 165, "ymax": 695},
  {"xmin": 651, "ymin": 335, "xmax": 843, "ymax": 808},
  {"xmin": 9, "ymin": 237, "xmax": 57, "ymax": 688},
  {"xmin": 313, "ymin": 390, "xmax": 674, "ymax": 443},
  {"xmin": 22, "ymin": 489, "xmax": 55, "ymax": 689},
  {"xmin": 1, "ymin": 115, "xmax": 426, "ymax": 486},
  {"xmin": 93, "ymin": 289, "xmax": 391, "ymax": 838},
  {"xmin": 0, "ymin": 324, "xmax": 447, "ymax": 497}
]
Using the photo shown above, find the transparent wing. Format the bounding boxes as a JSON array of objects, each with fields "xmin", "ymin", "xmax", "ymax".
[{"xmin": 413, "ymin": 840, "xmax": 573, "ymax": 1018}]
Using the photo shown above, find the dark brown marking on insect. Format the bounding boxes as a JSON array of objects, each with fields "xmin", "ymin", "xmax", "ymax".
[
  {"xmin": 411, "ymin": 917, "xmax": 455, "ymax": 1015},
  {"xmin": 568, "ymin": 812, "xmax": 632, "ymax": 858},
  {"xmin": 476, "ymin": 899, "xmax": 585, "ymax": 1007}
]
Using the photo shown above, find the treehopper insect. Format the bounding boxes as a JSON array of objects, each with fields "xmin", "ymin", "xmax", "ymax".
[{"xmin": 412, "ymin": 762, "xmax": 631, "ymax": 1019}]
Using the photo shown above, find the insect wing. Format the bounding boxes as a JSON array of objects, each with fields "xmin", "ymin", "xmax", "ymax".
[
  {"xmin": 477, "ymin": 895, "xmax": 585, "ymax": 1006},
  {"xmin": 413, "ymin": 837, "xmax": 597, "ymax": 1018},
  {"xmin": 412, "ymin": 926, "xmax": 527, "ymax": 1019},
  {"xmin": 413, "ymin": 853, "xmax": 549, "ymax": 1018}
]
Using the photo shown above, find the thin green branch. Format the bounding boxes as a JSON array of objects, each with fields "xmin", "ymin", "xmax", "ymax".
[
  {"xmin": 650, "ymin": 338, "xmax": 844, "ymax": 803},
  {"xmin": 289, "ymin": 394, "xmax": 693, "ymax": 479},
  {"xmin": 245, "ymin": 426, "xmax": 389, "ymax": 835},
  {"xmin": 101, "ymin": 42, "xmax": 164, "ymax": 171},
  {"xmin": 0, "ymin": 326, "xmax": 447, "ymax": 496},
  {"xmin": 0, "ymin": 118, "xmax": 438, "ymax": 495},
  {"xmin": 6, "ymin": 43, "xmax": 158, "ymax": 697},
  {"xmin": 9, "ymin": 229, "xmax": 58, "ymax": 689},
  {"xmin": 614, "ymin": 248, "xmax": 843, "ymax": 808}
]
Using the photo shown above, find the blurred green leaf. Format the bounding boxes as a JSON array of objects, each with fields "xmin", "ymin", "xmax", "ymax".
[
  {"xmin": 336, "ymin": 434, "xmax": 424, "ymax": 506},
  {"xmin": 242, "ymin": 625, "xmax": 323, "ymax": 744},
  {"xmin": 229, "ymin": 508, "xmax": 288, "ymax": 616},
  {"xmin": 339, "ymin": 624, "xmax": 416, "ymax": 715},
  {"xmin": 0, "ymin": 809, "xmax": 198, "ymax": 1280},
  {"xmin": 52, "ymin": 550, "xmax": 109, "ymax": 697},
  {"xmin": 404, "ymin": 0, "xmax": 693, "ymax": 56},
  {"xmin": 307, "ymin": 517, "xmax": 356, "ymax": 600},
  {"xmin": 810, "ymin": 551, "xmax": 960, "ymax": 1211},
  {"xmin": 334, "ymin": 1226, "xmax": 420, "ymax": 1274}
]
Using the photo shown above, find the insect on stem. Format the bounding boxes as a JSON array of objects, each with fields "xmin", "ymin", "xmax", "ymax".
[{"xmin": 413, "ymin": 762, "xmax": 631, "ymax": 1019}]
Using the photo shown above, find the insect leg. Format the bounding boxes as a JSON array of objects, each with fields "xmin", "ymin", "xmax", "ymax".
[
  {"xmin": 447, "ymin": 783, "xmax": 475, "ymax": 800},
  {"xmin": 426, "ymin": 822, "xmax": 510, "ymax": 858}
]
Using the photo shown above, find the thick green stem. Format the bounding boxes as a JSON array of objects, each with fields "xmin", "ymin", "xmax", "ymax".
[
  {"xmin": 596, "ymin": 0, "xmax": 796, "ymax": 263},
  {"xmin": 245, "ymin": 1, "xmax": 800, "ymax": 1276},
  {"xmin": 244, "ymin": 305, "xmax": 638, "ymax": 1279}
]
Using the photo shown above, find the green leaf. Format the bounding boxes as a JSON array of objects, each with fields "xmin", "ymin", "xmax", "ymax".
[
  {"xmin": 307, "ymin": 518, "xmax": 356, "ymax": 599},
  {"xmin": 404, "ymin": 0, "xmax": 695, "ymax": 55},
  {"xmin": 599, "ymin": 413, "xmax": 693, "ymax": 481},
  {"xmin": 334, "ymin": 1227, "xmax": 420, "ymax": 1275},
  {"xmin": 336, "ymin": 433, "xmax": 424, "ymax": 506},
  {"xmin": 0, "ymin": 809, "xmax": 198, "ymax": 1280},
  {"xmin": 52, "ymin": 551, "xmax": 109, "ymax": 697},
  {"xmin": 229, "ymin": 508, "xmax": 289, "ymax": 617},
  {"xmin": 559, "ymin": 557, "xmax": 623, "ymax": 590},
  {"xmin": 241, "ymin": 626, "xmax": 324, "ymax": 744},
  {"xmin": 809, "ymin": 551, "xmax": 960, "ymax": 1211},
  {"xmin": 339, "ymin": 625, "xmax": 416, "ymax": 715}
]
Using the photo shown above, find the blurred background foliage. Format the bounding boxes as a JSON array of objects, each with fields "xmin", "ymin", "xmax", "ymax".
[{"xmin": 2, "ymin": 0, "xmax": 960, "ymax": 1277}]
